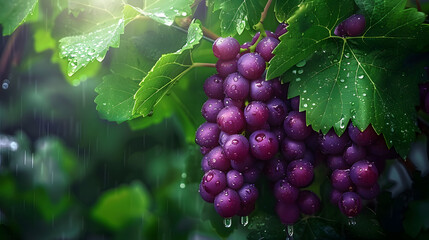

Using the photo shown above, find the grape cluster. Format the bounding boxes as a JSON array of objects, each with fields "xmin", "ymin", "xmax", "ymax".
[
  {"xmin": 334, "ymin": 14, "xmax": 366, "ymax": 37},
  {"xmin": 196, "ymin": 23, "xmax": 321, "ymax": 225}
]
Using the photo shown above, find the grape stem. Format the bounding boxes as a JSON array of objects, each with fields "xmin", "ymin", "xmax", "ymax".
[
  {"xmin": 259, "ymin": 0, "xmax": 273, "ymax": 24},
  {"xmin": 176, "ymin": 17, "xmax": 219, "ymax": 41},
  {"xmin": 416, "ymin": 0, "xmax": 422, "ymax": 12},
  {"xmin": 193, "ymin": 62, "xmax": 216, "ymax": 68},
  {"xmin": 241, "ymin": 0, "xmax": 272, "ymax": 53}
]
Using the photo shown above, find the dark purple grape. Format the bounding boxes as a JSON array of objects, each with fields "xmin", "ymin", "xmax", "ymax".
[
  {"xmin": 199, "ymin": 183, "xmax": 215, "ymax": 203},
  {"xmin": 207, "ymin": 146, "xmax": 231, "ymax": 172},
  {"xmin": 343, "ymin": 143, "xmax": 367, "ymax": 166},
  {"xmin": 195, "ymin": 122, "xmax": 220, "ymax": 148},
  {"xmin": 203, "ymin": 74, "xmax": 224, "ymax": 99},
  {"xmin": 244, "ymin": 101, "xmax": 269, "ymax": 127},
  {"xmin": 249, "ymin": 130, "xmax": 279, "ymax": 160},
  {"xmin": 216, "ymin": 59, "xmax": 237, "ymax": 77},
  {"xmin": 246, "ymin": 122, "xmax": 271, "ymax": 133},
  {"xmin": 420, "ymin": 82, "xmax": 429, "ymax": 104},
  {"xmin": 202, "ymin": 169, "xmax": 227, "ymax": 195},
  {"xmin": 237, "ymin": 53, "xmax": 266, "ymax": 80},
  {"xmin": 274, "ymin": 179, "xmax": 299, "ymax": 203},
  {"xmin": 287, "ymin": 160, "xmax": 314, "ymax": 188},
  {"xmin": 350, "ymin": 160, "xmax": 378, "ymax": 188},
  {"xmin": 201, "ymin": 155, "xmax": 211, "ymax": 172},
  {"xmin": 202, "ymin": 99, "xmax": 224, "ymax": 123},
  {"xmin": 368, "ymin": 137, "xmax": 390, "ymax": 157},
  {"xmin": 276, "ymin": 202, "xmax": 300, "ymax": 225},
  {"xmin": 305, "ymin": 132, "xmax": 320, "ymax": 152},
  {"xmin": 241, "ymin": 42, "xmax": 251, "ymax": 54},
  {"xmin": 334, "ymin": 21, "xmax": 347, "ymax": 37},
  {"xmin": 330, "ymin": 188, "xmax": 342, "ymax": 205},
  {"xmin": 272, "ymin": 127, "xmax": 286, "ymax": 143},
  {"xmin": 356, "ymin": 183, "xmax": 380, "ymax": 200},
  {"xmin": 256, "ymin": 37, "xmax": 279, "ymax": 62},
  {"xmin": 319, "ymin": 129, "xmax": 350, "ymax": 154},
  {"xmin": 231, "ymin": 155, "xmax": 255, "ymax": 172},
  {"xmin": 238, "ymin": 184, "xmax": 259, "ymax": 205},
  {"xmin": 331, "ymin": 169, "xmax": 354, "ymax": 192},
  {"xmin": 213, "ymin": 37, "xmax": 240, "ymax": 60},
  {"xmin": 275, "ymin": 22, "xmax": 288, "ymax": 38},
  {"xmin": 249, "ymin": 78, "xmax": 273, "ymax": 101},
  {"xmin": 223, "ymin": 97, "xmax": 245, "ymax": 109},
  {"xmin": 223, "ymin": 134, "xmax": 249, "ymax": 161},
  {"xmin": 348, "ymin": 124, "xmax": 378, "ymax": 146},
  {"xmin": 218, "ymin": 131, "xmax": 230, "ymax": 147},
  {"xmin": 301, "ymin": 151, "xmax": 315, "ymax": 165},
  {"xmin": 214, "ymin": 188, "xmax": 241, "ymax": 218},
  {"xmin": 283, "ymin": 111, "xmax": 312, "ymax": 141},
  {"xmin": 238, "ymin": 202, "xmax": 256, "ymax": 216},
  {"xmin": 343, "ymin": 14, "xmax": 366, "ymax": 37},
  {"xmin": 217, "ymin": 106, "xmax": 246, "ymax": 134},
  {"xmin": 243, "ymin": 165, "xmax": 262, "ymax": 183},
  {"xmin": 200, "ymin": 146, "xmax": 213, "ymax": 155},
  {"xmin": 265, "ymin": 31, "xmax": 277, "ymax": 39},
  {"xmin": 326, "ymin": 155, "xmax": 349, "ymax": 170},
  {"xmin": 224, "ymin": 72, "xmax": 250, "ymax": 100},
  {"xmin": 298, "ymin": 190, "xmax": 321, "ymax": 215},
  {"xmin": 266, "ymin": 98, "xmax": 288, "ymax": 127},
  {"xmin": 290, "ymin": 96, "xmax": 300, "ymax": 111},
  {"xmin": 264, "ymin": 158, "xmax": 286, "ymax": 182},
  {"xmin": 338, "ymin": 192, "xmax": 362, "ymax": 217},
  {"xmin": 281, "ymin": 138, "xmax": 306, "ymax": 161},
  {"xmin": 226, "ymin": 170, "xmax": 244, "ymax": 190}
]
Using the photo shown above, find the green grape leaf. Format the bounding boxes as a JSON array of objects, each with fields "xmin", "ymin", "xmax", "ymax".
[
  {"xmin": 212, "ymin": 0, "xmax": 263, "ymax": 36},
  {"xmin": 274, "ymin": 0, "xmax": 303, "ymax": 23},
  {"xmin": 128, "ymin": 0, "xmax": 193, "ymax": 26},
  {"xmin": 59, "ymin": 18, "xmax": 124, "ymax": 76},
  {"xmin": 267, "ymin": 0, "xmax": 429, "ymax": 157},
  {"xmin": 94, "ymin": 74, "xmax": 140, "ymax": 123},
  {"xmin": 91, "ymin": 182, "xmax": 150, "ymax": 231},
  {"xmin": 133, "ymin": 20, "xmax": 203, "ymax": 117},
  {"xmin": 0, "ymin": 0, "xmax": 38, "ymax": 35}
]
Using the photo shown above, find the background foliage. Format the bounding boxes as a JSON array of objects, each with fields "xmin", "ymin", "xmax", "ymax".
[{"xmin": 0, "ymin": 0, "xmax": 429, "ymax": 239}]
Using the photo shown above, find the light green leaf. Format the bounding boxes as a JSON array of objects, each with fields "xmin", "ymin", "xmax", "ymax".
[
  {"xmin": 0, "ymin": 0, "xmax": 38, "ymax": 35},
  {"xmin": 59, "ymin": 18, "xmax": 124, "ymax": 76},
  {"xmin": 128, "ymin": 0, "xmax": 193, "ymax": 26},
  {"xmin": 133, "ymin": 20, "xmax": 203, "ymax": 117},
  {"xmin": 91, "ymin": 182, "xmax": 150, "ymax": 230},
  {"xmin": 274, "ymin": 0, "xmax": 303, "ymax": 23},
  {"xmin": 212, "ymin": 0, "xmax": 263, "ymax": 36},
  {"xmin": 34, "ymin": 28, "xmax": 56, "ymax": 52}
]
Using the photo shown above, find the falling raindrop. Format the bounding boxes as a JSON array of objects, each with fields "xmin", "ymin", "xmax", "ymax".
[
  {"xmin": 347, "ymin": 217, "xmax": 357, "ymax": 226},
  {"xmin": 286, "ymin": 225, "xmax": 294, "ymax": 240},
  {"xmin": 224, "ymin": 217, "xmax": 232, "ymax": 228},
  {"xmin": 240, "ymin": 216, "xmax": 249, "ymax": 226},
  {"xmin": 2, "ymin": 79, "xmax": 10, "ymax": 89}
]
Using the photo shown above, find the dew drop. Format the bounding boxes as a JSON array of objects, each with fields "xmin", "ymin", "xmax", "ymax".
[
  {"xmin": 348, "ymin": 217, "xmax": 357, "ymax": 226},
  {"xmin": 224, "ymin": 218, "xmax": 232, "ymax": 228},
  {"xmin": 240, "ymin": 216, "xmax": 249, "ymax": 226},
  {"xmin": 296, "ymin": 60, "xmax": 306, "ymax": 67}
]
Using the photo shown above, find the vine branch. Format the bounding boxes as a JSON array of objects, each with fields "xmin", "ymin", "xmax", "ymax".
[{"xmin": 259, "ymin": 0, "xmax": 273, "ymax": 24}]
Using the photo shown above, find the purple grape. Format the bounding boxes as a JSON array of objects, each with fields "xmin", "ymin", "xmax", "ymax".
[
  {"xmin": 243, "ymin": 165, "xmax": 262, "ymax": 183},
  {"xmin": 290, "ymin": 96, "xmax": 300, "ymax": 111},
  {"xmin": 350, "ymin": 160, "xmax": 379, "ymax": 188},
  {"xmin": 319, "ymin": 129, "xmax": 350, "ymax": 154},
  {"xmin": 223, "ymin": 134, "xmax": 249, "ymax": 161},
  {"xmin": 264, "ymin": 158, "xmax": 286, "ymax": 182},
  {"xmin": 281, "ymin": 138, "xmax": 306, "ymax": 161},
  {"xmin": 223, "ymin": 97, "xmax": 245, "ymax": 109},
  {"xmin": 305, "ymin": 132, "xmax": 320, "ymax": 152},
  {"xmin": 216, "ymin": 59, "xmax": 238, "ymax": 78},
  {"xmin": 331, "ymin": 169, "xmax": 354, "ymax": 192},
  {"xmin": 200, "ymin": 146, "xmax": 212, "ymax": 155},
  {"xmin": 326, "ymin": 155, "xmax": 349, "ymax": 170},
  {"xmin": 226, "ymin": 170, "xmax": 244, "ymax": 190},
  {"xmin": 368, "ymin": 137, "xmax": 390, "ymax": 157},
  {"xmin": 298, "ymin": 190, "xmax": 321, "ymax": 215},
  {"xmin": 199, "ymin": 183, "xmax": 215, "ymax": 203},
  {"xmin": 218, "ymin": 131, "xmax": 230, "ymax": 147},
  {"xmin": 217, "ymin": 106, "xmax": 246, "ymax": 134},
  {"xmin": 207, "ymin": 146, "xmax": 231, "ymax": 172},
  {"xmin": 202, "ymin": 99, "xmax": 224, "ymax": 123},
  {"xmin": 343, "ymin": 14, "xmax": 366, "ymax": 37},
  {"xmin": 249, "ymin": 78, "xmax": 273, "ymax": 101},
  {"xmin": 334, "ymin": 21, "xmax": 347, "ymax": 37},
  {"xmin": 195, "ymin": 122, "xmax": 220, "ymax": 148},
  {"xmin": 330, "ymin": 188, "xmax": 343, "ymax": 205},
  {"xmin": 237, "ymin": 53, "xmax": 266, "ymax": 80},
  {"xmin": 249, "ymin": 130, "xmax": 279, "ymax": 160},
  {"xmin": 238, "ymin": 202, "xmax": 256, "ymax": 216},
  {"xmin": 274, "ymin": 179, "xmax": 299, "ymax": 203},
  {"xmin": 275, "ymin": 22, "xmax": 288, "ymax": 38},
  {"xmin": 356, "ymin": 183, "xmax": 380, "ymax": 200},
  {"xmin": 246, "ymin": 122, "xmax": 271, "ymax": 133},
  {"xmin": 276, "ymin": 202, "xmax": 300, "ymax": 225},
  {"xmin": 202, "ymin": 169, "xmax": 227, "ymax": 195},
  {"xmin": 287, "ymin": 160, "xmax": 314, "ymax": 188},
  {"xmin": 238, "ymin": 184, "xmax": 259, "ymax": 205},
  {"xmin": 272, "ymin": 127, "xmax": 286, "ymax": 143},
  {"xmin": 214, "ymin": 188, "xmax": 241, "ymax": 218},
  {"xmin": 301, "ymin": 151, "xmax": 315, "ymax": 165},
  {"xmin": 343, "ymin": 143, "xmax": 367, "ymax": 166},
  {"xmin": 224, "ymin": 72, "xmax": 250, "ymax": 100},
  {"xmin": 338, "ymin": 192, "xmax": 362, "ymax": 217},
  {"xmin": 270, "ymin": 78, "xmax": 286, "ymax": 99},
  {"xmin": 256, "ymin": 37, "xmax": 279, "ymax": 62},
  {"xmin": 283, "ymin": 111, "xmax": 312, "ymax": 141},
  {"xmin": 231, "ymin": 155, "xmax": 255, "ymax": 172},
  {"xmin": 244, "ymin": 101, "xmax": 270, "ymax": 127},
  {"xmin": 203, "ymin": 74, "xmax": 224, "ymax": 99},
  {"xmin": 201, "ymin": 155, "xmax": 211, "ymax": 172},
  {"xmin": 348, "ymin": 124, "xmax": 378, "ymax": 146},
  {"xmin": 213, "ymin": 37, "xmax": 240, "ymax": 60},
  {"xmin": 266, "ymin": 98, "xmax": 288, "ymax": 127},
  {"xmin": 241, "ymin": 42, "xmax": 251, "ymax": 54}
]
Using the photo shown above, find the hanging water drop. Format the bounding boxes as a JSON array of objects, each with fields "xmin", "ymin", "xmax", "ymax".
[
  {"xmin": 224, "ymin": 217, "xmax": 232, "ymax": 228},
  {"xmin": 240, "ymin": 215, "xmax": 249, "ymax": 226},
  {"xmin": 347, "ymin": 217, "xmax": 357, "ymax": 226},
  {"xmin": 296, "ymin": 60, "xmax": 306, "ymax": 67},
  {"xmin": 286, "ymin": 225, "xmax": 294, "ymax": 240},
  {"xmin": 2, "ymin": 79, "xmax": 10, "ymax": 90}
]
